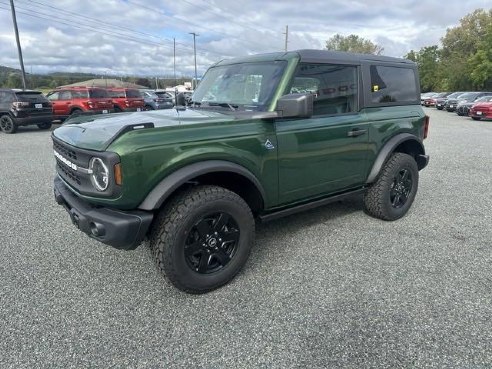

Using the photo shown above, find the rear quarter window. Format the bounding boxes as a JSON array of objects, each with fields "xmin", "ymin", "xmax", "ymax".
[
  {"xmin": 89, "ymin": 89, "xmax": 109, "ymax": 98},
  {"xmin": 369, "ymin": 65, "xmax": 418, "ymax": 104},
  {"xmin": 126, "ymin": 89, "xmax": 141, "ymax": 98},
  {"xmin": 15, "ymin": 92, "xmax": 48, "ymax": 102}
]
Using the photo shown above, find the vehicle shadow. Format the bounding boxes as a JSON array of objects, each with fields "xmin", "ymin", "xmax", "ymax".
[{"xmin": 255, "ymin": 194, "xmax": 364, "ymax": 244}]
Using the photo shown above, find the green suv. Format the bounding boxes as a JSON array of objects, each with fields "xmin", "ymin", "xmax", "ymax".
[{"xmin": 52, "ymin": 50, "xmax": 429, "ymax": 293}]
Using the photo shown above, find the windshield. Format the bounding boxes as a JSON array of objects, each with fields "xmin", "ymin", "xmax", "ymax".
[
  {"xmin": 458, "ymin": 92, "xmax": 478, "ymax": 100},
  {"xmin": 192, "ymin": 61, "xmax": 287, "ymax": 111}
]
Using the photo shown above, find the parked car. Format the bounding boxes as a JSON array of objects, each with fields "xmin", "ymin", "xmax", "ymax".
[
  {"xmin": 445, "ymin": 92, "xmax": 471, "ymax": 112},
  {"xmin": 436, "ymin": 91, "xmax": 464, "ymax": 110},
  {"xmin": 469, "ymin": 96, "xmax": 492, "ymax": 120},
  {"xmin": 455, "ymin": 92, "xmax": 492, "ymax": 116},
  {"xmin": 46, "ymin": 87, "xmax": 113, "ymax": 121},
  {"xmin": 140, "ymin": 89, "xmax": 173, "ymax": 110},
  {"xmin": 456, "ymin": 96, "xmax": 490, "ymax": 116},
  {"xmin": 424, "ymin": 92, "xmax": 451, "ymax": 107},
  {"xmin": 154, "ymin": 90, "xmax": 176, "ymax": 105},
  {"xmin": 0, "ymin": 89, "xmax": 53, "ymax": 134},
  {"xmin": 420, "ymin": 92, "xmax": 438, "ymax": 105},
  {"xmin": 107, "ymin": 88, "xmax": 145, "ymax": 112},
  {"xmin": 436, "ymin": 92, "xmax": 465, "ymax": 110}
]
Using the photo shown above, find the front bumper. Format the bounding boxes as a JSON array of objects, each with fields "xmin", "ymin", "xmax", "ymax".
[{"xmin": 54, "ymin": 176, "xmax": 153, "ymax": 250}]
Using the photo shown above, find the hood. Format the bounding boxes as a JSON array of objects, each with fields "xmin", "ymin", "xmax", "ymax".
[
  {"xmin": 471, "ymin": 102, "xmax": 492, "ymax": 109},
  {"xmin": 52, "ymin": 108, "xmax": 235, "ymax": 151}
]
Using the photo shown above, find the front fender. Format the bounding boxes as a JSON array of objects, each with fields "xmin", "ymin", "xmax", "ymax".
[{"xmin": 138, "ymin": 160, "xmax": 266, "ymax": 210}]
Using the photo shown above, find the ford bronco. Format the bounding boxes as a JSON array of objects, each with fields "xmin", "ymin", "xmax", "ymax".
[{"xmin": 52, "ymin": 50, "xmax": 429, "ymax": 293}]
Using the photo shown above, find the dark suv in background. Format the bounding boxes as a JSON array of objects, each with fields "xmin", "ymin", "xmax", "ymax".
[
  {"xmin": 140, "ymin": 89, "xmax": 173, "ymax": 110},
  {"xmin": 46, "ymin": 87, "xmax": 114, "ymax": 121},
  {"xmin": 0, "ymin": 89, "xmax": 53, "ymax": 134}
]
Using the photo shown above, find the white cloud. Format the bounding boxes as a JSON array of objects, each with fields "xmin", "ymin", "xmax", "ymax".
[{"xmin": 0, "ymin": 0, "xmax": 488, "ymax": 77}]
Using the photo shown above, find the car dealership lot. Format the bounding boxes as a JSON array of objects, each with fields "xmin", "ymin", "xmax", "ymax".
[{"xmin": 0, "ymin": 109, "xmax": 491, "ymax": 368}]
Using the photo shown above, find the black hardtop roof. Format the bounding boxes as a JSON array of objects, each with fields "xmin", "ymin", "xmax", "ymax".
[
  {"xmin": 214, "ymin": 49, "xmax": 415, "ymax": 66},
  {"xmin": 295, "ymin": 49, "xmax": 415, "ymax": 65}
]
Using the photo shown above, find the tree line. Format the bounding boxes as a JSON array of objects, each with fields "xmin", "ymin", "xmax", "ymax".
[{"xmin": 0, "ymin": 67, "xmax": 193, "ymax": 90}]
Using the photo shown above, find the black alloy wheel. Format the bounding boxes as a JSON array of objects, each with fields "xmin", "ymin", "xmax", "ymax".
[
  {"xmin": 184, "ymin": 212, "xmax": 240, "ymax": 274},
  {"xmin": 389, "ymin": 168, "xmax": 413, "ymax": 209},
  {"xmin": 0, "ymin": 115, "xmax": 17, "ymax": 134}
]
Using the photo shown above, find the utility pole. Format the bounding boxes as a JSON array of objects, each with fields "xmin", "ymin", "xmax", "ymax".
[
  {"xmin": 173, "ymin": 37, "xmax": 177, "ymax": 87},
  {"xmin": 9, "ymin": 0, "xmax": 27, "ymax": 90},
  {"xmin": 189, "ymin": 32, "xmax": 198, "ymax": 90},
  {"xmin": 283, "ymin": 25, "xmax": 289, "ymax": 52}
]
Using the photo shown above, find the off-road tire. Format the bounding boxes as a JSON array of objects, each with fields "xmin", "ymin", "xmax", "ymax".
[
  {"xmin": 148, "ymin": 185, "xmax": 255, "ymax": 294},
  {"xmin": 114, "ymin": 106, "xmax": 122, "ymax": 113},
  {"xmin": 37, "ymin": 122, "xmax": 52, "ymax": 130},
  {"xmin": 0, "ymin": 115, "xmax": 17, "ymax": 134},
  {"xmin": 364, "ymin": 153, "xmax": 419, "ymax": 221}
]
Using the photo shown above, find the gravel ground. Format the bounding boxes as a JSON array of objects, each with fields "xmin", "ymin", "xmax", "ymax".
[{"xmin": 0, "ymin": 108, "xmax": 491, "ymax": 368}]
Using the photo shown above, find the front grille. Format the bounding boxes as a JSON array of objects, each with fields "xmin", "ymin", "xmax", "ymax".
[
  {"xmin": 52, "ymin": 135, "xmax": 121, "ymax": 198},
  {"xmin": 53, "ymin": 139, "xmax": 78, "ymax": 161},
  {"xmin": 56, "ymin": 161, "xmax": 81, "ymax": 185}
]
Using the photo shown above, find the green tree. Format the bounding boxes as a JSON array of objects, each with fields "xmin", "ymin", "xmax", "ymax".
[
  {"xmin": 5, "ymin": 73, "xmax": 21, "ymax": 88},
  {"xmin": 325, "ymin": 34, "xmax": 384, "ymax": 55},
  {"xmin": 440, "ymin": 8, "xmax": 492, "ymax": 90},
  {"xmin": 469, "ymin": 23, "xmax": 492, "ymax": 89},
  {"xmin": 405, "ymin": 46, "xmax": 442, "ymax": 92}
]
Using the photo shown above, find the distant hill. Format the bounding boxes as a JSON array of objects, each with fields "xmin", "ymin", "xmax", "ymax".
[
  {"xmin": 0, "ymin": 65, "xmax": 191, "ymax": 90},
  {"xmin": 0, "ymin": 65, "xmax": 22, "ymax": 75}
]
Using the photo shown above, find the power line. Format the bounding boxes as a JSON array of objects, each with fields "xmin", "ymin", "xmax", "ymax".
[{"xmin": 126, "ymin": 0, "xmax": 275, "ymax": 53}]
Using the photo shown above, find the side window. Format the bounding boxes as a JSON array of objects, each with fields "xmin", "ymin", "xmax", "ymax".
[
  {"xmin": 0, "ymin": 91, "xmax": 14, "ymax": 103},
  {"xmin": 290, "ymin": 64, "xmax": 358, "ymax": 115},
  {"xmin": 370, "ymin": 65, "xmax": 418, "ymax": 103},
  {"xmin": 59, "ymin": 91, "xmax": 72, "ymax": 100},
  {"xmin": 46, "ymin": 92, "xmax": 59, "ymax": 101}
]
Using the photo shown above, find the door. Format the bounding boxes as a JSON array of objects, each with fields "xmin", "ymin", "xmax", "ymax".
[
  {"xmin": 276, "ymin": 63, "xmax": 370, "ymax": 204},
  {"xmin": 47, "ymin": 91, "xmax": 71, "ymax": 117}
]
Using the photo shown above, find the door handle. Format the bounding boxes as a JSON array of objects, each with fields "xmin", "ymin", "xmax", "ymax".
[{"xmin": 347, "ymin": 128, "xmax": 367, "ymax": 137}]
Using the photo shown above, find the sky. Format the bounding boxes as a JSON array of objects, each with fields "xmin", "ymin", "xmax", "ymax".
[{"xmin": 0, "ymin": 0, "xmax": 490, "ymax": 78}]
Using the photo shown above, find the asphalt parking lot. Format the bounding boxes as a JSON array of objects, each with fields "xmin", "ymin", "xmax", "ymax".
[{"xmin": 0, "ymin": 108, "xmax": 491, "ymax": 368}]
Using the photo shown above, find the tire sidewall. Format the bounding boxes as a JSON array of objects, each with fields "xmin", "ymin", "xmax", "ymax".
[
  {"xmin": 0, "ymin": 115, "xmax": 16, "ymax": 133},
  {"xmin": 381, "ymin": 155, "xmax": 419, "ymax": 220},
  {"xmin": 165, "ymin": 196, "xmax": 254, "ymax": 292}
]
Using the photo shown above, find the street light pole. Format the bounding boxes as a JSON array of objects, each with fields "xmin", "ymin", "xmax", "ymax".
[
  {"xmin": 173, "ymin": 37, "xmax": 176, "ymax": 86},
  {"xmin": 189, "ymin": 32, "xmax": 199, "ymax": 90},
  {"xmin": 9, "ymin": 0, "xmax": 27, "ymax": 90}
]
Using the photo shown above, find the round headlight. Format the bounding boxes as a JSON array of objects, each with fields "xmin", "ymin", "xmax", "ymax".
[{"xmin": 89, "ymin": 157, "xmax": 109, "ymax": 191}]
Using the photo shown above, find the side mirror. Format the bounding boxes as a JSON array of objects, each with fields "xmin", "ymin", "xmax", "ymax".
[
  {"xmin": 276, "ymin": 93, "xmax": 313, "ymax": 118},
  {"xmin": 176, "ymin": 92, "xmax": 186, "ymax": 106}
]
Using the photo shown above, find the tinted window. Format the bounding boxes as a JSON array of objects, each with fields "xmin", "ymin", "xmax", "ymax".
[
  {"xmin": 126, "ymin": 89, "xmax": 141, "ymax": 98},
  {"xmin": 59, "ymin": 91, "xmax": 72, "ymax": 100},
  {"xmin": 109, "ymin": 91, "xmax": 125, "ymax": 98},
  {"xmin": 72, "ymin": 90, "xmax": 89, "ymax": 98},
  {"xmin": 15, "ymin": 92, "xmax": 48, "ymax": 102},
  {"xmin": 370, "ymin": 65, "xmax": 418, "ymax": 104},
  {"xmin": 89, "ymin": 89, "xmax": 109, "ymax": 98},
  {"xmin": 0, "ymin": 91, "xmax": 15, "ymax": 103},
  {"xmin": 290, "ymin": 63, "xmax": 358, "ymax": 115}
]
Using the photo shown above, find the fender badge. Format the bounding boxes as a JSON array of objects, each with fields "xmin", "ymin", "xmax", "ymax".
[{"xmin": 264, "ymin": 139, "xmax": 275, "ymax": 150}]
